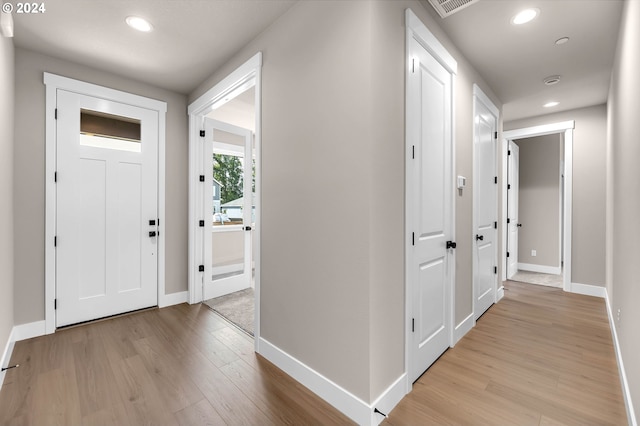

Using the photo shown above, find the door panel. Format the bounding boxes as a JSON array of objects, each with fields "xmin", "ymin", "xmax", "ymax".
[
  {"xmin": 473, "ymin": 95, "xmax": 498, "ymax": 319},
  {"xmin": 203, "ymin": 118, "xmax": 253, "ymax": 301},
  {"xmin": 408, "ymin": 36, "xmax": 453, "ymax": 383},
  {"xmin": 507, "ymin": 141, "xmax": 520, "ymax": 278},
  {"xmin": 56, "ymin": 90, "xmax": 158, "ymax": 327}
]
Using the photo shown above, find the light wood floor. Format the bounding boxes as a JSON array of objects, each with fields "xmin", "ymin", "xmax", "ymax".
[
  {"xmin": 383, "ymin": 281, "xmax": 627, "ymax": 425},
  {"xmin": 0, "ymin": 281, "xmax": 627, "ymax": 425},
  {"xmin": 0, "ymin": 303, "xmax": 353, "ymax": 425}
]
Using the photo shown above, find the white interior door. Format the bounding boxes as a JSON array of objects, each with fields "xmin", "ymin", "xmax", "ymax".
[
  {"xmin": 203, "ymin": 118, "xmax": 253, "ymax": 300},
  {"xmin": 407, "ymin": 37, "xmax": 453, "ymax": 383},
  {"xmin": 56, "ymin": 90, "xmax": 158, "ymax": 327},
  {"xmin": 473, "ymin": 93, "xmax": 498, "ymax": 320},
  {"xmin": 507, "ymin": 141, "xmax": 520, "ymax": 279}
]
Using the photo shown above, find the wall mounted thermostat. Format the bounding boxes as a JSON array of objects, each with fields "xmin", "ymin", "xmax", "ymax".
[{"xmin": 457, "ymin": 176, "xmax": 466, "ymax": 189}]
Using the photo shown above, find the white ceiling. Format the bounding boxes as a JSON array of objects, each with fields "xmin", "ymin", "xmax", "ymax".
[
  {"xmin": 422, "ymin": 0, "xmax": 623, "ymax": 122},
  {"xmin": 12, "ymin": 0, "xmax": 296, "ymax": 94},
  {"xmin": 11, "ymin": 0, "xmax": 623, "ymax": 121}
]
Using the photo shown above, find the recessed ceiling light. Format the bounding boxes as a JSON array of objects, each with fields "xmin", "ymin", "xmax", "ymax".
[
  {"xmin": 511, "ymin": 8, "xmax": 539, "ymax": 25},
  {"xmin": 126, "ymin": 16, "xmax": 153, "ymax": 32},
  {"xmin": 544, "ymin": 101, "xmax": 559, "ymax": 108},
  {"xmin": 543, "ymin": 75, "xmax": 561, "ymax": 86},
  {"xmin": 555, "ymin": 37, "xmax": 570, "ymax": 45}
]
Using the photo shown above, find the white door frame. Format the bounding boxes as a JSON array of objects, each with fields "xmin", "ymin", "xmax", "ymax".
[
  {"xmin": 502, "ymin": 121, "xmax": 574, "ymax": 292},
  {"xmin": 405, "ymin": 8, "xmax": 457, "ymax": 390},
  {"xmin": 44, "ymin": 73, "xmax": 167, "ymax": 334},
  {"xmin": 472, "ymin": 84, "xmax": 500, "ymax": 313},
  {"xmin": 187, "ymin": 53, "xmax": 262, "ymax": 350}
]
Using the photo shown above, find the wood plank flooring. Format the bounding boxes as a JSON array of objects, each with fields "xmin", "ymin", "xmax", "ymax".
[
  {"xmin": 0, "ymin": 281, "xmax": 627, "ymax": 425},
  {"xmin": 0, "ymin": 304, "xmax": 353, "ymax": 425},
  {"xmin": 383, "ymin": 281, "xmax": 627, "ymax": 425}
]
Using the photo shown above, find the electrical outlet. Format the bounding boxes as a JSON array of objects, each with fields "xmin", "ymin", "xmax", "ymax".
[
  {"xmin": 617, "ymin": 308, "xmax": 621, "ymax": 323},
  {"xmin": 531, "ymin": 250, "xmax": 537, "ymax": 257}
]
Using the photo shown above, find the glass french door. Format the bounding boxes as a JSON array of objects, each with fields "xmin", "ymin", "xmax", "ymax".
[{"xmin": 203, "ymin": 118, "xmax": 254, "ymax": 300}]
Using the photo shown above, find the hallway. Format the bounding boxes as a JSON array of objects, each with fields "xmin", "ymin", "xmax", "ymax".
[
  {"xmin": 0, "ymin": 281, "xmax": 625, "ymax": 425},
  {"xmin": 383, "ymin": 281, "xmax": 626, "ymax": 425}
]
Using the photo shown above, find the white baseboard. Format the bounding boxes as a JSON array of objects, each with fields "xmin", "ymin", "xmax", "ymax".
[
  {"xmin": 517, "ymin": 262, "xmax": 561, "ymax": 275},
  {"xmin": 259, "ymin": 337, "xmax": 407, "ymax": 425},
  {"xmin": 496, "ymin": 285, "xmax": 505, "ymax": 301},
  {"xmin": 370, "ymin": 373, "xmax": 408, "ymax": 424},
  {"xmin": 604, "ymin": 290, "xmax": 637, "ymax": 426},
  {"xmin": 570, "ymin": 282, "xmax": 606, "ymax": 298},
  {"xmin": 159, "ymin": 291, "xmax": 189, "ymax": 308},
  {"xmin": 14, "ymin": 320, "xmax": 46, "ymax": 341},
  {"xmin": 453, "ymin": 312, "xmax": 474, "ymax": 345},
  {"xmin": 0, "ymin": 327, "xmax": 16, "ymax": 391}
]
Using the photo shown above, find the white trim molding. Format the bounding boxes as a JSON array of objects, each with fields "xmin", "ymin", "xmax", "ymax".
[
  {"xmin": 454, "ymin": 313, "xmax": 474, "ymax": 345},
  {"xmin": 0, "ymin": 328, "xmax": 16, "ymax": 391},
  {"xmin": 502, "ymin": 121, "xmax": 574, "ymax": 293},
  {"xmin": 187, "ymin": 52, "xmax": 263, "ymax": 352},
  {"xmin": 43, "ymin": 73, "xmax": 167, "ymax": 334},
  {"xmin": 570, "ymin": 282, "xmax": 606, "ymax": 299},
  {"xmin": 259, "ymin": 337, "xmax": 408, "ymax": 426},
  {"xmin": 605, "ymin": 290, "xmax": 638, "ymax": 426},
  {"xmin": 517, "ymin": 262, "xmax": 562, "ymax": 275}
]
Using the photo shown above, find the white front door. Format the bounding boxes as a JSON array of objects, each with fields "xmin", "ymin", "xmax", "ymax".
[
  {"xmin": 56, "ymin": 90, "xmax": 159, "ymax": 327},
  {"xmin": 203, "ymin": 118, "xmax": 253, "ymax": 300},
  {"xmin": 407, "ymin": 36, "xmax": 453, "ymax": 383},
  {"xmin": 473, "ymin": 91, "xmax": 498, "ymax": 320},
  {"xmin": 507, "ymin": 141, "xmax": 520, "ymax": 279}
]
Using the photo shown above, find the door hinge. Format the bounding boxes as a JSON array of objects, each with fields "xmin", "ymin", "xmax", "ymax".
[
  {"xmin": 54, "ymin": 236, "xmax": 57, "ymax": 247},
  {"xmin": 199, "ymin": 175, "xmax": 205, "ymax": 182},
  {"xmin": 412, "ymin": 59, "xmax": 416, "ymax": 73},
  {"xmin": 199, "ymin": 220, "xmax": 204, "ymax": 227},
  {"xmin": 494, "ymin": 131, "xmax": 498, "ymax": 139},
  {"xmin": 200, "ymin": 130, "xmax": 205, "ymax": 137},
  {"xmin": 508, "ymin": 184, "xmax": 511, "ymax": 189},
  {"xmin": 494, "ymin": 266, "xmax": 497, "ymax": 274},
  {"xmin": 494, "ymin": 221, "xmax": 497, "ymax": 229},
  {"xmin": 507, "ymin": 252, "xmax": 510, "ymax": 258},
  {"xmin": 54, "ymin": 172, "xmax": 57, "ymax": 182},
  {"xmin": 412, "ymin": 318, "xmax": 415, "ymax": 332},
  {"xmin": 198, "ymin": 265, "xmax": 204, "ymax": 272},
  {"xmin": 508, "ymin": 150, "xmax": 511, "ymax": 156},
  {"xmin": 412, "ymin": 145, "xmax": 415, "ymax": 159},
  {"xmin": 54, "ymin": 299, "xmax": 57, "ymax": 310},
  {"xmin": 55, "ymin": 109, "xmax": 58, "ymax": 120},
  {"xmin": 507, "ymin": 218, "xmax": 511, "ymax": 223},
  {"xmin": 494, "ymin": 176, "xmax": 498, "ymax": 184},
  {"xmin": 412, "ymin": 232, "xmax": 415, "ymax": 246}
]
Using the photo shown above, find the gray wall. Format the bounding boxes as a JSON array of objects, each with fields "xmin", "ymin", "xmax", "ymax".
[
  {"xmin": 0, "ymin": 36, "xmax": 15, "ymax": 362},
  {"xmin": 505, "ymin": 104, "xmax": 606, "ymax": 287},
  {"xmin": 190, "ymin": 0, "xmax": 501, "ymax": 402},
  {"xmin": 13, "ymin": 48, "xmax": 189, "ymax": 326},
  {"xmin": 607, "ymin": 0, "xmax": 640, "ymax": 417},
  {"xmin": 515, "ymin": 135, "xmax": 561, "ymax": 268}
]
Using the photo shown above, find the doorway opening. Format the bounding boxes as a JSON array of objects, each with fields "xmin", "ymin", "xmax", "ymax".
[
  {"xmin": 188, "ymin": 53, "xmax": 262, "ymax": 346},
  {"xmin": 502, "ymin": 121, "xmax": 574, "ymax": 292}
]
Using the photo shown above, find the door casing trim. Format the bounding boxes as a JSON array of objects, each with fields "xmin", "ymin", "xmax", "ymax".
[
  {"xmin": 502, "ymin": 121, "xmax": 574, "ymax": 292},
  {"xmin": 472, "ymin": 84, "xmax": 500, "ymax": 319},
  {"xmin": 405, "ymin": 8, "xmax": 457, "ymax": 392},
  {"xmin": 44, "ymin": 72, "xmax": 167, "ymax": 334},
  {"xmin": 187, "ymin": 52, "xmax": 262, "ymax": 351}
]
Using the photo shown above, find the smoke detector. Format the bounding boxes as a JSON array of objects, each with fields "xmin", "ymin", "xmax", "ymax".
[
  {"xmin": 544, "ymin": 75, "xmax": 561, "ymax": 86},
  {"xmin": 427, "ymin": 0, "xmax": 480, "ymax": 18}
]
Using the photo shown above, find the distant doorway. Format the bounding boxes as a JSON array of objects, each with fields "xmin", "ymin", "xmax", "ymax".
[{"xmin": 502, "ymin": 121, "xmax": 574, "ymax": 292}]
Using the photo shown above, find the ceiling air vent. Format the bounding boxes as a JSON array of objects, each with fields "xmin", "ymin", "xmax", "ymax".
[{"xmin": 427, "ymin": 0, "xmax": 480, "ymax": 18}]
